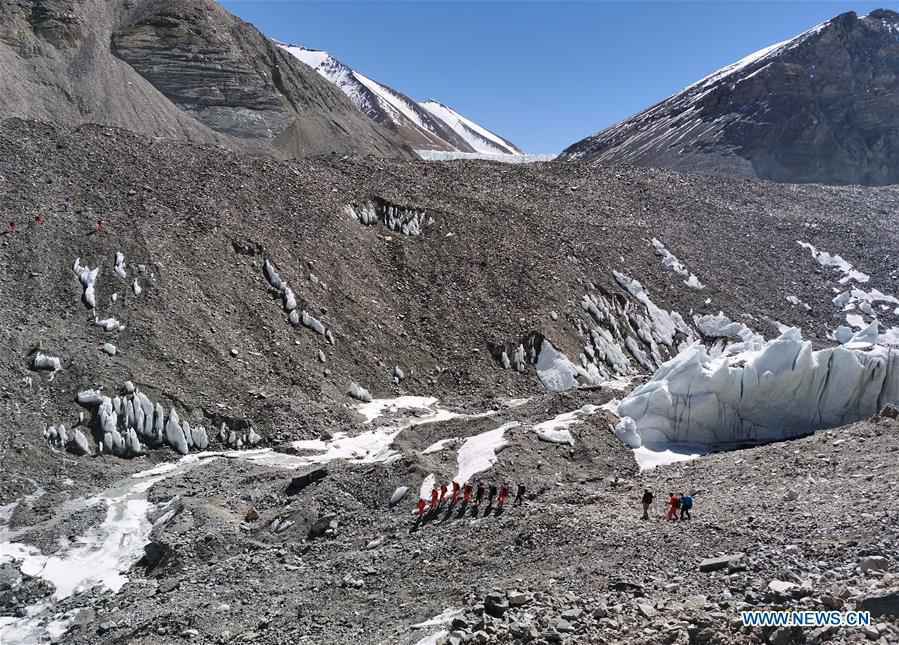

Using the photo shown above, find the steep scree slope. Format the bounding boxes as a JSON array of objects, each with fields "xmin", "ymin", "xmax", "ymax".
[{"xmin": 1, "ymin": 117, "xmax": 899, "ymax": 481}]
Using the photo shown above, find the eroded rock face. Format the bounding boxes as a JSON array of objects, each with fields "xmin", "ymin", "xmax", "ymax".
[
  {"xmin": 561, "ymin": 10, "xmax": 899, "ymax": 186},
  {"xmin": 19, "ymin": 0, "xmax": 87, "ymax": 47},
  {"xmin": 110, "ymin": 1, "xmax": 294, "ymax": 140},
  {"xmin": 0, "ymin": 0, "xmax": 408, "ymax": 158}
]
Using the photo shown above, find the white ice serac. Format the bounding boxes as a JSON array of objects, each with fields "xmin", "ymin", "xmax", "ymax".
[{"xmin": 616, "ymin": 328, "xmax": 899, "ymax": 450}]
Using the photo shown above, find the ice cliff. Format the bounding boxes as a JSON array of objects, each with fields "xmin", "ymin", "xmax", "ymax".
[{"xmin": 615, "ymin": 328, "xmax": 899, "ymax": 449}]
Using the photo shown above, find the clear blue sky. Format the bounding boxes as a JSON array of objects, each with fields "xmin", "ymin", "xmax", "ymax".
[{"xmin": 221, "ymin": 1, "xmax": 891, "ymax": 153}]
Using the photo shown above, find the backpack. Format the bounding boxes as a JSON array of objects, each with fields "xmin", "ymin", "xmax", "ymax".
[{"xmin": 681, "ymin": 496, "xmax": 693, "ymax": 509}]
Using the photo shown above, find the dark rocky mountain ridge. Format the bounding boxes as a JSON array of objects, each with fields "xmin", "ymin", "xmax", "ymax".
[
  {"xmin": 0, "ymin": 0, "xmax": 410, "ymax": 158},
  {"xmin": 561, "ymin": 9, "xmax": 899, "ymax": 186}
]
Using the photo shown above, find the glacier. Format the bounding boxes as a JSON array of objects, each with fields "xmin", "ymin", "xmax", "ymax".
[
  {"xmin": 415, "ymin": 150, "xmax": 554, "ymax": 163},
  {"xmin": 616, "ymin": 327, "xmax": 899, "ymax": 449}
]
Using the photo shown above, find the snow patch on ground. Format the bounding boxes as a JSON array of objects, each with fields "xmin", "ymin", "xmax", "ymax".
[
  {"xmin": 600, "ymin": 377, "xmax": 636, "ymax": 393},
  {"xmin": 651, "ymin": 238, "xmax": 703, "ymax": 289},
  {"xmin": 0, "ymin": 467, "xmax": 189, "ymax": 602},
  {"xmin": 356, "ymin": 396, "xmax": 440, "ymax": 424},
  {"xmin": 454, "ymin": 422, "xmax": 518, "ymax": 485},
  {"xmin": 797, "ymin": 241, "xmax": 870, "ymax": 284},
  {"xmin": 411, "ymin": 607, "xmax": 465, "ymax": 629},
  {"xmin": 532, "ymin": 405, "xmax": 599, "ymax": 446},
  {"xmin": 633, "ymin": 445, "xmax": 703, "ymax": 470},
  {"xmin": 414, "ymin": 631, "xmax": 450, "ymax": 645},
  {"xmin": 0, "ymin": 456, "xmax": 205, "ymax": 643},
  {"xmin": 418, "ymin": 473, "xmax": 436, "ymax": 501},
  {"xmin": 249, "ymin": 398, "xmax": 494, "ymax": 469},
  {"xmin": 503, "ymin": 398, "xmax": 531, "ymax": 408},
  {"xmin": 288, "ymin": 429, "xmax": 404, "ymax": 466}
]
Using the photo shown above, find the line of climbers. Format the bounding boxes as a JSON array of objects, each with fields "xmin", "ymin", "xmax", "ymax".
[
  {"xmin": 416, "ymin": 480, "xmax": 525, "ymax": 516},
  {"xmin": 641, "ymin": 489, "xmax": 693, "ymax": 520}
]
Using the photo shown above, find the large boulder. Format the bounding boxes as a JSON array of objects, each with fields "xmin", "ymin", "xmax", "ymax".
[
  {"xmin": 484, "ymin": 593, "xmax": 510, "ymax": 618},
  {"xmin": 347, "ymin": 382, "xmax": 372, "ymax": 403},
  {"xmin": 699, "ymin": 554, "xmax": 744, "ymax": 573},
  {"xmin": 285, "ymin": 467, "xmax": 328, "ymax": 496},
  {"xmin": 32, "ymin": 353, "xmax": 62, "ymax": 372},
  {"xmin": 389, "ymin": 486, "xmax": 409, "ymax": 506},
  {"xmin": 859, "ymin": 591, "xmax": 899, "ymax": 617},
  {"xmin": 308, "ymin": 514, "xmax": 338, "ymax": 540}
]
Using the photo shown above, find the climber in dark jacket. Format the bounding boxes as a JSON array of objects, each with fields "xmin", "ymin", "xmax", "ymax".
[
  {"xmin": 679, "ymin": 493, "xmax": 693, "ymax": 520},
  {"xmin": 641, "ymin": 489, "xmax": 653, "ymax": 520},
  {"xmin": 514, "ymin": 483, "xmax": 526, "ymax": 506},
  {"xmin": 487, "ymin": 483, "xmax": 498, "ymax": 506}
]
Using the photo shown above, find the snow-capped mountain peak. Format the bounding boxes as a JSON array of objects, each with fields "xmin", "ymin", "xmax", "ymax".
[
  {"xmin": 277, "ymin": 42, "xmax": 522, "ymax": 156},
  {"xmin": 559, "ymin": 10, "xmax": 899, "ymax": 185}
]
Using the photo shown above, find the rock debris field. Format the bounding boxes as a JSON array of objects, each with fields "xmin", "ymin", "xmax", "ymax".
[{"xmin": 1, "ymin": 118, "xmax": 898, "ymax": 644}]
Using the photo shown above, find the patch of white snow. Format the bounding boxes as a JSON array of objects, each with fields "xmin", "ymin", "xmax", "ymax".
[{"xmin": 454, "ymin": 422, "xmax": 518, "ymax": 485}]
